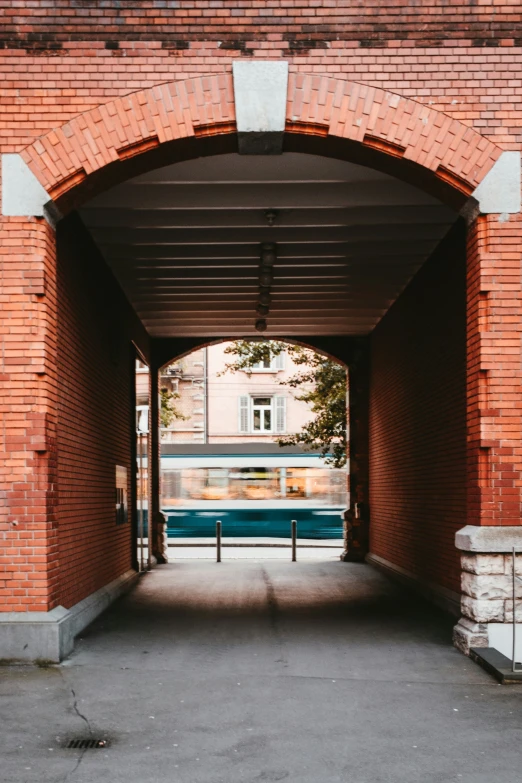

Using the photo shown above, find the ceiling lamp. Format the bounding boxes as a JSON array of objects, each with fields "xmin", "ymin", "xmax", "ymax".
[
  {"xmin": 264, "ymin": 209, "xmax": 278, "ymax": 227},
  {"xmin": 259, "ymin": 266, "xmax": 274, "ymax": 287},
  {"xmin": 260, "ymin": 242, "xmax": 277, "ymax": 266},
  {"xmin": 254, "ymin": 241, "xmax": 277, "ymax": 333}
]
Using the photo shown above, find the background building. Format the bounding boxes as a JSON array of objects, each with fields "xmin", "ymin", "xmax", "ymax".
[{"xmin": 160, "ymin": 343, "xmax": 315, "ymax": 445}]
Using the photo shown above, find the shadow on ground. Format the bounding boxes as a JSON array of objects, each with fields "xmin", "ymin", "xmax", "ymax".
[{"xmin": 1, "ymin": 561, "xmax": 521, "ymax": 783}]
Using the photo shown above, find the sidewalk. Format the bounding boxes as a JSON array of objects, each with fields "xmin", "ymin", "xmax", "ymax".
[
  {"xmin": 167, "ymin": 537, "xmax": 344, "ymax": 560},
  {"xmin": 1, "ymin": 560, "xmax": 520, "ymax": 783}
]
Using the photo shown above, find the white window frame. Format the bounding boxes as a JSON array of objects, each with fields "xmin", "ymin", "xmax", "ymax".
[
  {"xmin": 238, "ymin": 395, "xmax": 286, "ymax": 434},
  {"xmin": 251, "ymin": 396, "xmax": 273, "ymax": 433},
  {"xmin": 249, "ymin": 350, "xmax": 285, "ymax": 372}
]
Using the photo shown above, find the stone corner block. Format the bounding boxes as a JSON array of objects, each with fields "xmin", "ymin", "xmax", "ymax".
[
  {"xmin": 461, "ymin": 554, "xmax": 505, "ymax": 575},
  {"xmin": 453, "ymin": 618, "xmax": 488, "ymax": 655},
  {"xmin": 455, "ymin": 525, "xmax": 522, "ymax": 553},
  {"xmin": 461, "ymin": 595, "xmax": 504, "ymax": 623},
  {"xmin": 461, "ymin": 572, "xmax": 514, "ymax": 601},
  {"xmin": 472, "ymin": 150, "xmax": 521, "ymax": 214},
  {"xmin": 1, "ymin": 153, "xmax": 51, "ymax": 218}
]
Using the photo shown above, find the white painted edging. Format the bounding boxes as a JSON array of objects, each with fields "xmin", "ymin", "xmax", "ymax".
[{"xmin": 0, "ymin": 569, "xmax": 139, "ymax": 663}]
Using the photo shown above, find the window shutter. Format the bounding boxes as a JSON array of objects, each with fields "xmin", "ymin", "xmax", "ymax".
[
  {"xmin": 275, "ymin": 396, "xmax": 286, "ymax": 433},
  {"xmin": 239, "ymin": 396, "xmax": 249, "ymax": 433},
  {"xmin": 274, "ymin": 351, "xmax": 285, "ymax": 370}
]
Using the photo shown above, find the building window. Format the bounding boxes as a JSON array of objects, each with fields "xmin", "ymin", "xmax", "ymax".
[
  {"xmin": 252, "ymin": 397, "xmax": 272, "ymax": 432},
  {"xmin": 239, "ymin": 396, "xmax": 286, "ymax": 434},
  {"xmin": 250, "ymin": 351, "xmax": 285, "ymax": 372}
]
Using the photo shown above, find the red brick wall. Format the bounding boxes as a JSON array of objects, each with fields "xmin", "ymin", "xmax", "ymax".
[
  {"xmin": 466, "ymin": 213, "xmax": 522, "ymax": 528},
  {"xmin": 369, "ymin": 221, "xmax": 467, "ymax": 593},
  {"xmin": 1, "ymin": 4, "xmax": 522, "ymax": 156},
  {"xmin": 0, "ymin": 1, "xmax": 521, "ymax": 50},
  {"xmin": 0, "ymin": 216, "xmax": 60, "ymax": 611},
  {"xmin": 53, "ymin": 213, "xmax": 148, "ymax": 609},
  {"xmin": 1, "ymin": 3, "xmax": 522, "ymax": 610}
]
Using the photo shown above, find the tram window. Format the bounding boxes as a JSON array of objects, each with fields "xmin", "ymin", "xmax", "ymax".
[
  {"xmin": 208, "ymin": 468, "xmax": 228, "ymax": 488},
  {"xmin": 160, "ymin": 464, "xmax": 347, "ymax": 507}
]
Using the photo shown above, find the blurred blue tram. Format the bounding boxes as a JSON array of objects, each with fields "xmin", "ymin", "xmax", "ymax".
[{"xmin": 160, "ymin": 448, "xmax": 346, "ymax": 539}]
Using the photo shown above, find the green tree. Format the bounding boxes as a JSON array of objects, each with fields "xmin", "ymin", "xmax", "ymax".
[
  {"xmin": 160, "ymin": 386, "xmax": 186, "ymax": 428},
  {"xmin": 222, "ymin": 341, "xmax": 347, "ymax": 467}
]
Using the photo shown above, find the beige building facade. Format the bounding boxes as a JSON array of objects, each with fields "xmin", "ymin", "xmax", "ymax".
[{"xmin": 159, "ymin": 343, "xmax": 315, "ymax": 445}]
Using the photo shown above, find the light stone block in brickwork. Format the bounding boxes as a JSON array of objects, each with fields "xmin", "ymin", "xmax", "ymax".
[
  {"xmin": 461, "ymin": 595, "xmax": 504, "ymax": 623},
  {"xmin": 1, "ymin": 153, "xmax": 50, "ymax": 217},
  {"xmin": 233, "ymin": 61, "xmax": 288, "ymax": 134},
  {"xmin": 472, "ymin": 151, "xmax": 521, "ymax": 214},
  {"xmin": 461, "ymin": 554, "xmax": 505, "ymax": 575}
]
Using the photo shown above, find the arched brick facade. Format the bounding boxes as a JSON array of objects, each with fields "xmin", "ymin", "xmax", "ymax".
[
  {"xmin": 19, "ymin": 73, "xmax": 501, "ymax": 213},
  {"xmin": 1, "ymin": 46, "xmax": 521, "ymax": 662}
]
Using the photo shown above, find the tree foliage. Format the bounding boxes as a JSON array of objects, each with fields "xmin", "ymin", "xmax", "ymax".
[
  {"xmin": 222, "ymin": 340, "xmax": 347, "ymax": 467},
  {"xmin": 160, "ymin": 386, "xmax": 186, "ymax": 428}
]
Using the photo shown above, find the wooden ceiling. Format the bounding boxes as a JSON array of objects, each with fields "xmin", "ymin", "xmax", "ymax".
[{"xmin": 80, "ymin": 153, "xmax": 456, "ymax": 338}]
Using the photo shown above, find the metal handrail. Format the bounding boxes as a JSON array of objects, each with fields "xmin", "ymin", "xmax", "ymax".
[{"xmin": 512, "ymin": 548, "xmax": 522, "ymax": 673}]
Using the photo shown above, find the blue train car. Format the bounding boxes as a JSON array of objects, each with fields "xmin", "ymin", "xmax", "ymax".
[{"xmin": 160, "ymin": 451, "xmax": 346, "ymax": 539}]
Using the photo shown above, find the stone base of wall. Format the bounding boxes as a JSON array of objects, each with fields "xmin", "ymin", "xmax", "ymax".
[
  {"xmin": 0, "ymin": 569, "xmax": 139, "ymax": 664},
  {"xmin": 454, "ymin": 526, "xmax": 522, "ymax": 655}
]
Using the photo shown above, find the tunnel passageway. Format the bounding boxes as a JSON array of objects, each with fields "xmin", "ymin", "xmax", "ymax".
[
  {"xmin": 68, "ymin": 561, "xmax": 481, "ymax": 682},
  {"xmin": 2, "ymin": 561, "xmax": 521, "ymax": 783}
]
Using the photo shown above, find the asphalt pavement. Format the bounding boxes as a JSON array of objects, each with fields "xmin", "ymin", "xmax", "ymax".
[{"xmin": 1, "ymin": 560, "xmax": 521, "ymax": 783}]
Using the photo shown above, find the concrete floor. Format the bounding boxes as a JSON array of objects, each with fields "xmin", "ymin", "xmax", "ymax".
[{"xmin": 1, "ymin": 560, "xmax": 521, "ymax": 783}]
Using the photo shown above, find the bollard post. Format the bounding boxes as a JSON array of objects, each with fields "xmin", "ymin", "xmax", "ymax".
[
  {"xmin": 216, "ymin": 520, "xmax": 222, "ymax": 563},
  {"xmin": 291, "ymin": 519, "xmax": 297, "ymax": 562}
]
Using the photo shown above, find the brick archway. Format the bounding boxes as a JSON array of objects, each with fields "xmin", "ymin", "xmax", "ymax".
[{"xmin": 20, "ymin": 72, "xmax": 502, "ymax": 214}]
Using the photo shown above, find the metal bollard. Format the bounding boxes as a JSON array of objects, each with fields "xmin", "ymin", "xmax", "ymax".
[
  {"xmin": 216, "ymin": 520, "xmax": 222, "ymax": 563},
  {"xmin": 291, "ymin": 519, "xmax": 297, "ymax": 562}
]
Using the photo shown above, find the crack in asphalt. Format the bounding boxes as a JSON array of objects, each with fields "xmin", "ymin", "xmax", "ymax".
[
  {"xmin": 70, "ymin": 688, "xmax": 93, "ymax": 735},
  {"xmin": 56, "ymin": 673, "xmax": 94, "ymax": 782},
  {"xmin": 260, "ymin": 566, "xmax": 288, "ymax": 668}
]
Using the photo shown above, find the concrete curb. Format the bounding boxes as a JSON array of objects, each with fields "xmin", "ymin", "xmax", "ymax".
[{"xmin": 0, "ymin": 569, "xmax": 139, "ymax": 664}]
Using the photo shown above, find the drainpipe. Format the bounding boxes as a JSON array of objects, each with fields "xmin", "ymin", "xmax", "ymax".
[{"xmin": 204, "ymin": 346, "xmax": 209, "ymax": 444}]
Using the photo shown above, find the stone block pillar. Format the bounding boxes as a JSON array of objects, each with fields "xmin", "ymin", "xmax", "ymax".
[{"xmin": 454, "ymin": 527, "xmax": 522, "ymax": 654}]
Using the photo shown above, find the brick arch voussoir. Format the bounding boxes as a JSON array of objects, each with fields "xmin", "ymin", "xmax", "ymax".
[
  {"xmin": 20, "ymin": 72, "xmax": 502, "ymax": 214},
  {"xmin": 285, "ymin": 73, "xmax": 501, "ymax": 203}
]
